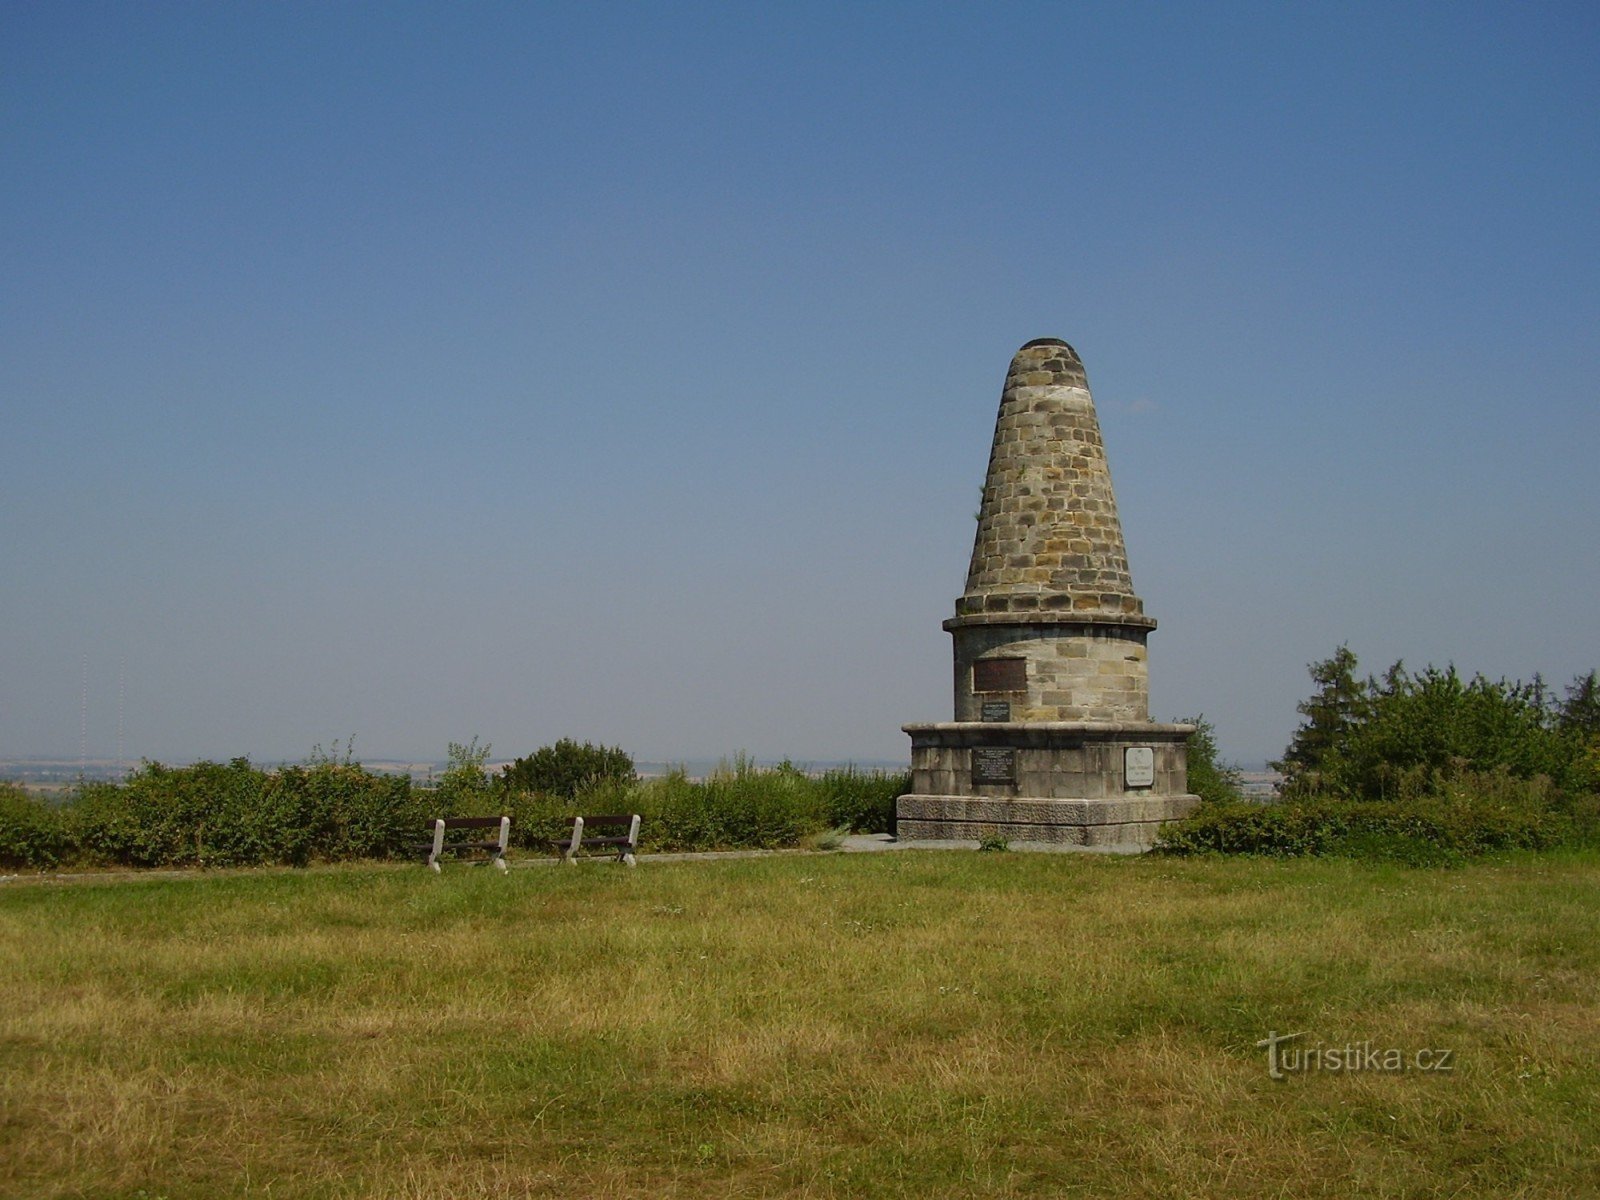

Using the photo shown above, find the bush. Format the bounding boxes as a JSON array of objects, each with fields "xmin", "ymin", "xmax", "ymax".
[
  {"xmin": 0, "ymin": 782, "xmax": 68, "ymax": 869},
  {"xmin": 62, "ymin": 757, "xmax": 428, "ymax": 868},
  {"xmin": 1156, "ymin": 769, "xmax": 1574, "ymax": 864},
  {"xmin": 1180, "ymin": 716, "xmax": 1244, "ymax": 805},
  {"xmin": 501, "ymin": 757, "xmax": 888, "ymax": 853},
  {"xmin": 15, "ymin": 747, "xmax": 907, "ymax": 870},
  {"xmin": 635, "ymin": 759, "xmax": 829, "ymax": 851},
  {"xmin": 1275, "ymin": 650, "xmax": 1595, "ymax": 801},
  {"xmin": 289, "ymin": 763, "xmax": 427, "ymax": 863},
  {"xmin": 813, "ymin": 766, "xmax": 908, "ymax": 834},
  {"xmin": 430, "ymin": 738, "xmax": 498, "ymax": 816},
  {"xmin": 501, "ymin": 738, "xmax": 635, "ymax": 799},
  {"xmin": 64, "ymin": 759, "xmax": 268, "ymax": 867}
]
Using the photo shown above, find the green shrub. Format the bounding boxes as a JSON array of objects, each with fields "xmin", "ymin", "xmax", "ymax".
[
  {"xmin": 501, "ymin": 787, "xmax": 592, "ymax": 851},
  {"xmin": 61, "ymin": 757, "xmax": 428, "ymax": 868},
  {"xmin": 502, "ymin": 757, "xmax": 853, "ymax": 854},
  {"xmin": 421, "ymin": 737, "xmax": 499, "ymax": 819},
  {"xmin": 0, "ymin": 782, "xmax": 68, "ymax": 869},
  {"xmin": 639, "ymin": 759, "xmax": 830, "ymax": 851},
  {"xmin": 293, "ymin": 763, "xmax": 427, "ymax": 863},
  {"xmin": 1180, "ymin": 716, "xmax": 1244, "ymax": 805},
  {"xmin": 813, "ymin": 766, "xmax": 908, "ymax": 834},
  {"xmin": 1275, "ymin": 650, "xmax": 1595, "ymax": 801},
  {"xmin": 1156, "ymin": 773, "xmax": 1573, "ymax": 863},
  {"xmin": 501, "ymin": 738, "xmax": 635, "ymax": 799},
  {"xmin": 17, "ymin": 748, "xmax": 908, "ymax": 870},
  {"xmin": 62, "ymin": 759, "xmax": 265, "ymax": 867}
]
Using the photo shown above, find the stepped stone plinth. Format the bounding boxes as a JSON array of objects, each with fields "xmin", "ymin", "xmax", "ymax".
[{"xmin": 897, "ymin": 339, "xmax": 1198, "ymax": 848}]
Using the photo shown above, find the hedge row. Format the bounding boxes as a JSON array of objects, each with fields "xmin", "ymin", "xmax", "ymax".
[
  {"xmin": 501, "ymin": 761, "xmax": 905, "ymax": 854},
  {"xmin": 1155, "ymin": 769, "xmax": 1598, "ymax": 865},
  {"xmin": 0, "ymin": 759, "xmax": 909, "ymax": 871}
]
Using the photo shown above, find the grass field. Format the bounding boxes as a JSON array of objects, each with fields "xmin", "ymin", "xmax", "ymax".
[{"xmin": 2, "ymin": 849, "xmax": 1597, "ymax": 1198}]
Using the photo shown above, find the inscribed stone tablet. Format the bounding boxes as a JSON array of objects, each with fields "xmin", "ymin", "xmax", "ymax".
[
  {"xmin": 980, "ymin": 700, "xmax": 1011, "ymax": 722},
  {"xmin": 972, "ymin": 657, "xmax": 1026, "ymax": 692},
  {"xmin": 1124, "ymin": 746, "xmax": 1155, "ymax": 789},
  {"xmin": 972, "ymin": 747, "xmax": 1017, "ymax": 784}
]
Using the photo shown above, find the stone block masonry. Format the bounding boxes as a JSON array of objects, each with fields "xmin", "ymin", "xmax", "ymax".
[
  {"xmin": 957, "ymin": 340, "xmax": 1142, "ymax": 620},
  {"xmin": 896, "ymin": 338, "xmax": 1199, "ymax": 848}
]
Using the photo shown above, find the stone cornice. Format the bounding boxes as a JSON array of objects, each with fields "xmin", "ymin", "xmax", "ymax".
[
  {"xmin": 943, "ymin": 611, "xmax": 1158, "ymax": 633},
  {"xmin": 902, "ymin": 721, "xmax": 1196, "ymax": 742}
]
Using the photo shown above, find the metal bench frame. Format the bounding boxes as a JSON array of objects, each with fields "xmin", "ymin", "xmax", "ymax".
[
  {"xmin": 423, "ymin": 816, "xmax": 510, "ymax": 872},
  {"xmin": 555, "ymin": 814, "xmax": 641, "ymax": 867}
]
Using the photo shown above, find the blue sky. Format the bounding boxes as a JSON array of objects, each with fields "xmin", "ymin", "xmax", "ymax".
[{"xmin": 4, "ymin": 2, "xmax": 1597, "ymax": 768}]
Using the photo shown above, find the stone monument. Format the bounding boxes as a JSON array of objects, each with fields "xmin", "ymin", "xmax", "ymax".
[{"xmin": 897, "ymin": 339, "xmax": 1199, "ymax": 846}]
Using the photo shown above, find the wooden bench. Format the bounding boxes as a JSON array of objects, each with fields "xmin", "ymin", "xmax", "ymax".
[
  {"xmin": 421, "ymin": 816, "xmax": 510, "ymax": 872},
  {"xmin": 550, "ymin": 814, "xmax": 641, "ymax": 867}
]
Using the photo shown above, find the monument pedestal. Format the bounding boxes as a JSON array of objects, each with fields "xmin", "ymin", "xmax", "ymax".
[{"xmin": 897, "ymin": 722, "xmax": 1199, "ymax": 847}]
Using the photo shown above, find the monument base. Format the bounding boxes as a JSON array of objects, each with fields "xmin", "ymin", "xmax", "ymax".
[
  {"xmin": 897, "ymin": 722, "xmax": 1199, "ymax": 849},
  {"xmin": 896, "ymin": 795, "xmax": 1198, "ymax": 847}
]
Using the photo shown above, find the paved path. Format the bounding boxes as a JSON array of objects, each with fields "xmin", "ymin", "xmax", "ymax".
[{"xmin": 0, "ymin": 832, "xmax": 1148, "ymax": 886}]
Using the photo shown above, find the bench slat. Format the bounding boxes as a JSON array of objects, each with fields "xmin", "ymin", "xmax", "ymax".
[{"xmin": 434, "ymin": 816, "xmax": 508, "ymax": 830}]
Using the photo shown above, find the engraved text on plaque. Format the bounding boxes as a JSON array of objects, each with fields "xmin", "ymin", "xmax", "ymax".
[{"xmin": 972, "ymin": 747, "xmax": 1017, "ymax": 785}]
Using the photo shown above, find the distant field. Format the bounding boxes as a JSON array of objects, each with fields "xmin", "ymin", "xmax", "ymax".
[{"xmin": 2, "ymin": 851, "xmax": 1596, "ymax": 1198}]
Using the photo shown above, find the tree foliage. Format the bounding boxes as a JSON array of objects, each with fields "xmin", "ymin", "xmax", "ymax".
[
  {"xmin": 1274, "ymin": 647, "xmax": 1598, "ymax": 801},
  {"xmin": 1271, "ymin": 645, "xmax": 1366, "ymax": 789},
  {"xmin": 434, "ymin": 737, "xmax": 495, "ymax": 812},
  {"xmin": 1560, "ymin": 670, "xmax": 1600, "ymax": 739},
  {"xmin": 1181, "ymin": 715, "xmax": 1244, "ymax": 805},
  {"xmin": 500, "ymin": 738, "xmax": 636, "ymax": 800}
]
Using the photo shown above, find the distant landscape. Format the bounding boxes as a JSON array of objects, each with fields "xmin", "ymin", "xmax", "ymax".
[{"xmin": 0, "ymin": 754, "xmax": 917, "ymax": 790}]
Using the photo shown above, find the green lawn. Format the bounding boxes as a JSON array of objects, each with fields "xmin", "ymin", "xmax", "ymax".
[{"xmin": 2, "ymin": 850, "xmax": 1596, "ymax": 1198}]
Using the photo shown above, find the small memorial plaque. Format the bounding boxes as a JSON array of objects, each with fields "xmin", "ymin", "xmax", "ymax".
[
  {"xmin": 980, "ymin": 700, "xmax": 1011, "ymax": 722},
  {"xmin": 1124, "ymin": 746, "xmax": 1155, "ymax": 789},
  {"xmin": 972, "ymin": 746, "xmax": 1017, "ymax": 785},
  {"xmin": 972, "ymin": 657, "xmax": 1027, "ymax": 693}
]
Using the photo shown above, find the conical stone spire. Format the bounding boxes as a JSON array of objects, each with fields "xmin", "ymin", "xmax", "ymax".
[
  {"xmin": 945, "ymin": 339, "xmax": 1156, "ymax": 723},
  {"xmin": 958, "ymin": 338, "xmax": 1143, "ymax": 620}
]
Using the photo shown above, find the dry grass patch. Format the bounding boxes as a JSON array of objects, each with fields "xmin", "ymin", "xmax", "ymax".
[{"xmin": 1, "ymin": 850, "xmax": 1597, "ymax": 1197}]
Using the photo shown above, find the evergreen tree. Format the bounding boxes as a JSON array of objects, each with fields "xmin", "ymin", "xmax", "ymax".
[
  {"xmin": 1272, "ymin": 645, "xmax": 1368, "ymax": 792},
  {"xmin": 1560, "ymin": 671, "xmax": 1600, "ymax": 739}
]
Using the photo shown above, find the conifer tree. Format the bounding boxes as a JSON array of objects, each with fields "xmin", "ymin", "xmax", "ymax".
[
  {"xmin": 1272, "ymin": 645, "xmax": 1368, "ymax": 793},
  {"xmin": 1560, "ymin": 670, "xmax": 1600, "ymax": 739}
]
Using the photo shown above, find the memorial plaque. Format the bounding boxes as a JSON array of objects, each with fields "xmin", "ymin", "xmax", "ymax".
[
  {"xmin": 980, "ymin": 700, "xmax": 1011, "ymax": 722},
  {"xmin": 973, "ymin": 657, "xmax": 1026, "ymax": 692},
  {"xmin": 972, "ymin": 746, "xmax": 1017, "ymax": 784},
  {"xmin": 1124, "ymin": 746, "xmax": 1155, "ymax": 789}
]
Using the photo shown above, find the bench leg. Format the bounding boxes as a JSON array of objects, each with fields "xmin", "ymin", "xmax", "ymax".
[
  {"xmin": 428, "ymin": 819, "xmax": 445, "ymax": 872},
  {"xmin": 623, "ymin": 851, "xmax": 636, "ymax": 868},
  {"xmin": 493, "ymin": 854, "xmax": 508, "ymax": 873}
]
